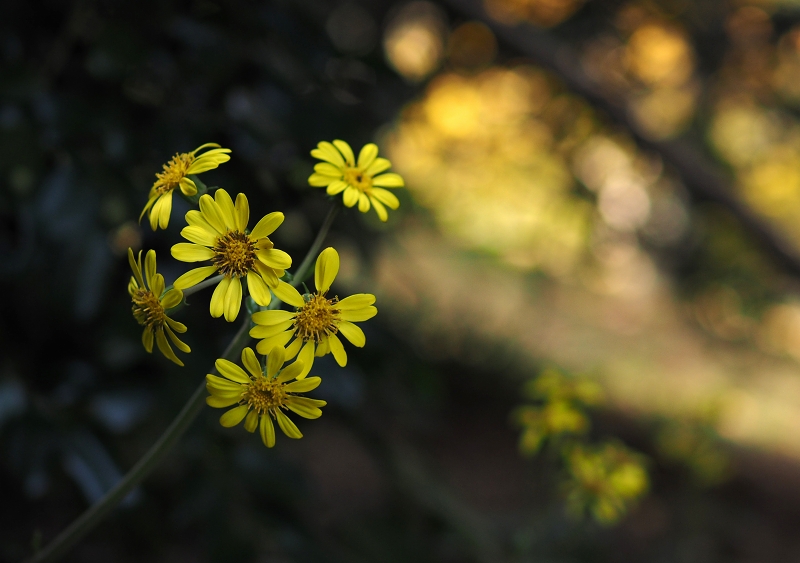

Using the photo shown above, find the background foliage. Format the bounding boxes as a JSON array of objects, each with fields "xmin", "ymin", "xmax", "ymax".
[{"xmin": 5, "ymin": 0, "xmax": 800, "ymax": 561}]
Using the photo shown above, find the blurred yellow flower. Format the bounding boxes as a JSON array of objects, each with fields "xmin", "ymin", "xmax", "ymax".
[
  {"xmin": 171, "ymin": 189, "xmax": 297, "ymax": 322},
  {"xmin": 140, "ymin": 143, "xmax": 231, "ymax": 231},
  {"xmin": 128, "ymin": 248, "xmax": 189, "ymax": 366},
  {"xmin": 308, "ymin": 140, "xmax": 404, "ymax": 221},
  {"xmin": 206, "ymin": 346, "xmax": 326, "ymax": 448},
  {"xmin": 250, "ymin": 247, "xmax": 377, "ymax": 379}
]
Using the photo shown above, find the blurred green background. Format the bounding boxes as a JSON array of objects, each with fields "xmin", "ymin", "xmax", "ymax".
[{"xmin": 6, "ymin": 0, "xmax": 800, "ymax": 561}]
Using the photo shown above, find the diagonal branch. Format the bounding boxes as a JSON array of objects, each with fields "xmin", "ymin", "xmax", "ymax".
[{"xmin": 442, "ymin": 0, "xmax": 800, "ymax": 276}]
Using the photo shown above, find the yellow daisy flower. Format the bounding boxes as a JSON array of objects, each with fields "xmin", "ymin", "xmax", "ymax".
[
  {"xmin": 308, "ymin": 140, "xmax": 404, "ymax": 222},
  {"xmin": 127, "ymin": 248, "xmax": 190, "ymax": 366},
  {"xmin": 250, "ymin": 247, "xmax": 377, "ymax": 379},
  {"xmin": 171, "ymin": 188, "xmax": 297, "ymax": 322},
  {"xmin": 206, "ymin": 346, "xmax": 326, "ymax": 448},
  {"xmin": 140, "ymin": 143, "xmax": 232, "ymax": 231}
]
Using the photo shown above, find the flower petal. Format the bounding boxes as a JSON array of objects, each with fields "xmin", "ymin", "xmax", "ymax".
[
  {"xmin": 315, "ymin": 247, "xmax": 339, "ymax": 293},
  {"xmin": 285, "ymin": 337, "xmax": 303, "ymax": 360},
  {"xmin": 314, "ymin": 162, "xmax": 344, "ymax": 177},
  {"xmin": 285, "ymin": 397, "xmax": 323, "ymax": 419},
  {"xmin": 181, "ymin": 225, "xmax": 217, "ymax": 247},
  {"xmin": 253, "ymin": 261, "xmax": 279, "ymax": 287},
  {"xmin": 340, "ymin": 305, "xmax": 378, "ymax": 322},
  {"xmin": 235, "ymin": 192, "xmax": 249, "ymax": 232},
  {"xmin": 357, "ymin": 143, "xmax": 378, "ymax": 169},
  {"xmin": 309, "ymin": 173, "xmax": 339, "ymax": 187},
  {"xmin": 250, "ymin": 212, "xmax": 284, "ymax": 240},
  {"xmin": 338, "ymin": 321, "xmax": 365, "ymax": 347},
  {"xmin": 165, "ymin": 315, "xmax": 187, "ymax": 333},
  {"xmin": 371, "ymin": 197, "xmax": 388, "ymax": 222},
  {"xmin": 273, "ymin": 281, "xmax": 305, "ymax": 308},
  {"xmin": 172, "ymin": 243, "xmax": 214, "ymax": 262},
  {"xmin": 252, "ymin": 309, "xmax": 296, "ymax": 325},
  {"xmin": 156, "ymin": 329, "xmax": 183, "ymax": 366},
  {"xmin": 215, "ymin": 358, "xmax": 251, "ymax": 383},
  {"xmin": 224, "ymin": 276, "xmax": 242, "ymax": 322},
  {"xmin": 372, "ymin": 173, "xmax": 404, "ymax": 187},
  {"xmin": 276, "ymin": 358, "xmax": 304, "ymax": 382},
  {"xmin": 255, "ymin": 330, "xmax": 294, "ymax": 355},
  {"xmin": 165, "ymin": 324, "xmax": 191, "ymax": 353},
  {"xmin": 283, "ymin": 376, "xmax": 321, "ymax": 393},
  {"xmin": 128, "ymin": 248, "xmax": 144, "ymax": 287},
  {"xmin": 249, "ymin": 321, "xmax": 293, "ymax": 339},
  {"xmin": 296, "ymin": 341, "xmax": 315, "ymax": 379},
  {"xmin": 144, "ymin": 250, "xmax": 157, "ymax": 289},
  {"xmin": 210, "ymin": 276, "xmax": 231, "ymax": 318},
  {"xmin": 186, "ymin": 209, "xmax": 222, "ymax": 235},
  {"xmin": 207, "ymin": 395, "xmax": 240, "ymax": 408},
  {"xmin": 357, "ymin": 192, "xmax": 370, "ymax": 213},
  {"xmin": 173, "ymin": 266, "xmax": 218, "ymax": 290},
  {"xmin": 198, "ymin": 194, "xmax": 228, "ymax": 234},
  {"xmin": 326, "ymin": 180, "xmax": 348, "ymax": 195},
  {"xmin": 206, "ymin": 374, "xmax": 243, "ymax": 391},
  {"xmin": 214, "ymin": 189, "xmax": 237, "ymax": 231},
  {"xmin": 338, "ymin": 293, "xmax": 376, "ymax": 310},
  {"xmin": 328, "ymin": 333, "xmax": 347, "ymax": 367},
  {"xmin": 241, "ymin": 347, "xmax": 262, "ymax": 378},
  {"xmin": 158, "ymin": 191, "xmax": 173, "ymax": 230},
  {"xmin": 275, "ymin": 409, "xmax": 303, "ymax": 439},
  {"xmin": 342, "ymin": 186, "xmax": 359, "ymax": 207},
  {"xmin": 220, "ymin": 405, "xmax": 249, "ymax": 427},
  {"xmin": 246, "ymin": 272, "xmax": 272, "ymax": 307},
  {"xmin": 142, "ymin": 328, "xmax": 154, "ymax": 353},
  {"xmin": 370, "ymin": 187, "xmax": 400, "ymax": 209},
  {"xmin": 311, "ymin": 141, "xmax": 345, "ymax": 167},
  {"xmin": 260, "ymin": 413, "xmax": 276, "ymax": 447},
  {"xmin": 179, "ymin": 177, "xmax": 197, "ymax": 196},
  {"xmin": 365, "ymin": 157, "xmax": 391, "ymax": 176},
  {"xmin": 256, "ymin": 248, "xmax": 292, "ymax": 270},
  {"xmin": 266, "ymin": 346, "xmax": 286, "ymax": 378},
  {"xmin": 244, "ymin": 410, "xmax": 259, "ymax": 433},
  {"xmin": 333, "ymin": 139, "xmax": 355, "ymax": 166}
]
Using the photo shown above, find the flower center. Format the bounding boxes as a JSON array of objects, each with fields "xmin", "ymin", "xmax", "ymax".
[
  {"xmin": 213, "ymin": 231, "xmax": 257, "ymax": 277},
  {"xmin": 241, "ymin": 377, "xmax": 287, "ymax": 415},
  {"xmin": 294, "ymin": 293, "xmax": 341, "ymax": 342},
  {"xmin": 343, "ymin": 166, "xmax": 373, "ymax": 192},
  {"xmin": 131, "ymin": 289, "xmax": 166, "ymax": 329},
  {"xmin": 154, "ymin": 153, "xmax": 194, "ymax": 194}
]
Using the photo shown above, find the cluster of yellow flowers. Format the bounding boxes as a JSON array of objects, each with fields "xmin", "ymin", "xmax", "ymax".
[
  {"xmin": 128, "ymin": 140, "xmax": 402, "ymax": 447},
  {"xmin": 513, "ymin": 369, "xmax": 648, "ymax": 524}
]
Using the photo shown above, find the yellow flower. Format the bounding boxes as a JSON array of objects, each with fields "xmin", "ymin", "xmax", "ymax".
[
  {"xmin": 308, "ymin": 140, "xmax": 404, "ymax": 221},
  {"xmin": 171, "ymin": 188, "xmax": 297, "ymax": 322},
  {"xmin": 127, "ymin": 248, "xmax": 190, "ymax": 366},
  {"xmin": 140, "ymin": 143, "xmax": 232, "ymax": 231},
  {"xmin": 206, "ymin": 346, "xmax": 326, "ymax": 448},
  {"xmin": 250, "ymin": 247, "xmax": 377, "ymax": 379}
]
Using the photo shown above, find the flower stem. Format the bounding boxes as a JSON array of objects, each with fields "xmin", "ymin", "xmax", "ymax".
[
  {"xmin": 290, "ymin": 203, "xmax": 340, "ymax": 288},
  {"xmin": 26, "ymin": 319, "xmax": 252, "ymax": 563},
  {"xmin": 182, "ymin": 274, "xmax": 223, "ymax": 297}
]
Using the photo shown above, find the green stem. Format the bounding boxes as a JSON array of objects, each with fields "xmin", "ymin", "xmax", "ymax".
[
  {"xmin": 290, "ymin": 203, "xmax": 340, "ymax": 288},
  {"xmin": 182, "ymin": 274, "xmax": 223, "ymax": 297},
  {"xmin": 25, "ymin": 319, "xmax": 252, "ymax": 563}
]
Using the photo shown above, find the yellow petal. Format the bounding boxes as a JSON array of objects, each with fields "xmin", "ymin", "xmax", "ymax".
[
  {"xmin": 158, "ymin": 190, "xmax": 173, "ymax": 230},
  {"xmin": 338, "ymin": 321, "xmax": 365, "ymax": 347},
  {"xmin": 191, "ymin": 142, "xmax": 222, "ymax": 155},
  {"xmin": 357, "ymin": 192, "xmax": 370, "ymax": 213},
  {"xmin": 186, "ymin": 209, "xmax": 222, "ymax": 235},
  {"xmin": 328, "ymin": 333, "xmax": 347, "ymax": 367},
  {"xmin": 285, "ymin": 336, "xmax": 303, "ymax": 359},
  {"xmin": 220, "ymin": 405, "xmax": 249, "ymax": 427},
  {"xmin": 333, "ymin": 139, "xmax": 355, "ymax": 166},
  {"xmin": 156, "ymin": 329, "xmax": 183, "ymax": 366},
  {"xmin": 250, "ymin": 212, "xmax": 284, "ymax": 240},
  {"xmin": 206, "ymin": 374, "xmax": 243, "ymax": 391},
  {"xmin": 255, "ymin": 330, "xmax": 294, "ymax": 355},
  {"xmin": 365, "ymin": 157, "xmax": 391, "ymax": 176},
  {"xmin": 198, "ymin": 194, "xmax": 227, "ymax": 234},
  {"xmin": 309, "ymin": 173, "xmax": 339, "ymax": 187},
  {"xmin": 326, "ymin": 180, "xmax": 348, "ymax": 195},
  {"xmin": 223, "ymin": 276, "xmax": 242, "ymax": 322},
  {"xmin": 171, "ymin": 243, "xmax": 215, "ymax": 262},
  {"xmin": 144, "ymin": 250, "xmax": 157, "ymax": 289},
  {"xmin": 266, "ymin": 346, "xmax": 286, "ymax": 378},
  {"xmin": 311, "ymin": 141, "xmax": 345, "ymax": 167},
  {"xmin": 283, "ymin": 376, "xmax": 321, "ymax": 393},
  {"xmin": 340, "ymin": 305, "xmax": 377, "ymax": 322},
  {"xmin": 260, "ymin": 413, "xmax": 276, "ymax": 447},
  {"xmin": 210, "ymin": 276, "xmax": 231, "ymax": 318},
  {"xmin": 273, "ymin": 281, "xmax": 305, "ymax": 308},
  {"xmin": 142, "ymin": 328, "xmax": 154, "ymax": 353},
  {"xmin": 255, "ymin": 248, "xmax": 292, "ymax": 270},
  {"xmin": 149, "ymin": 195, "xmax": 163, "ymax": 231},
  {"xmin": 214, "ymin": 189, "xmax": 237, "ymax": 231},
  {"xmin": 337, "ymin": 293, "xmax": 376, "ymax": 310},
  {"xmin": 315, "ymin": 247, "xmax": 339, "ymax": 293},
  {"xmin": 275, "ymin": 409, "xmax": 303, "ymax": 439},
  {"xmin": 357, "ymin": 143, "xmax": 378, "ymax": 169},
  {"xmin": 253, "ymin": 260, "xmax": 279, "ymax": 287},
  {"xmin": 207, "ymin": 395, "xmax": 239, "ymax": 408},
  {"xmin": 173, "ymin": 266, "xmax": 218, "ymax": 290},
  {"xmin": 285, "ymin": 397, "xmax": 323, "ymax": 419},
  {"xmin": 128, "ymin": 248, "xmax": 144, "ymax": 287},
  {"xmin": 235, "ymin": 192, "xmax": 249, "ymax": 232},
  {"xmin": 372, "ymin": 172, "xmax": 404, "ymax": 187},
  {"xmin": 179, "ymin": 177, "xmax": 197, "ymax": 196},
  {"xmin": 246, "ymin": 271, "xmax": 272, "ymax": 307},
  {"xmin": 370, "ymin": 188, "xmax": 400, "ymax": 209},
  {"xmin": 314, "ymin": 162, "xmax": 343, "ymax": 176},
  {"xmin": 165, "ymin": 324, "xmax": 191, "ymax": 353},
  {"xmin": 296, "ymin": 341, "xmax": 315, "ymax": 379},
  {"xmin": 186, "ymin": 158, "xmax": 224, "ymax": 174},
  {"xmin": 215, "ymin": 358, "xmax": 251, "ymax": 383},
  {"xmin": 165, "ymin": 315, "xmax": 187, "ymax": 333},
  {"xmin": 276, "ymin": 358, "xmax": 304, "ymax": 382},
  {"xmin": 249, "ymin": 321, "xmax": 293, "ymax": 339},
  {"xmin": 252, "ymin": 309, "xmax": 296, "ymax": 325},
  {"xmin": 371, "ymin": 197, "xmax": 388, "ymax": 222},
  {"xmin": 150, "ymin": 273, "xmax": 165, "ymax": 297},
  {"xmin": 241, "ymin": 347, "xmax": 262, "ymax": 378},
  {"xmin": 342, "ymin": 186, "xmax": 359, "ymax": 207},
  {"xmin": 244, "ymin": 410, "xmax": 259, "ymax": 433},
  {"xmin": 181, "ymin": 225, "xmax": 217, "ymax": 246}
]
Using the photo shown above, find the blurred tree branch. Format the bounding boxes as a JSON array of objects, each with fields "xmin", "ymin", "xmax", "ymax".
[{"xmin": 443, "ymin": 0, "xmax": 800, "ymax": 277}]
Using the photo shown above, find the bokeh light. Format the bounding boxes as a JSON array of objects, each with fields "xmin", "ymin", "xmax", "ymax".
[{"xmin": 383, "ymin": 2, "xmax": 447, "ymax": 82}]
